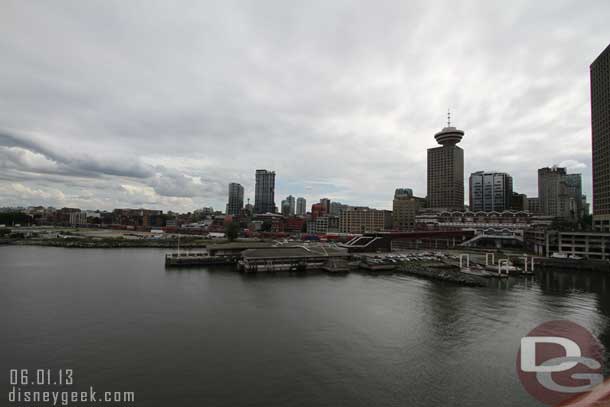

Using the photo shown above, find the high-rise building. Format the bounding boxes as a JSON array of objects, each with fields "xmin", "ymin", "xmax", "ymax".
[
  {"xmin": 226, "ymin": 183, "xmax": 244, "ymax": 216},
  {"xmin": 591, "ymin": 44, "xmax": 610, "ymax": 231},
  {"xmin": 280, "ymin": 195, "xmax": 295, "ymax": 216},
  {"xmin": 296, "ymin": 197, "xmax": 306, "ymax": 216},
  {"xmin": 469, "ymin": 171, "xmax": 513, "ymax": 212},
  {"xmin": 427, "ymin": 122, "xmax": 465, "ymax": 210},
  {"xmin": 287, "ymin": 195, "xmax": 295, "ymax": 215},
  {"xmin": 254, "ymin": 169, "xmax": 276, "ymax": 214},
  {"xmin": 538, "ymin": 166, "xmax": 582, "ymax": 221},
  {"xmin": 392, "ymin": 188, "xmax": 424, "ymax": 231}
]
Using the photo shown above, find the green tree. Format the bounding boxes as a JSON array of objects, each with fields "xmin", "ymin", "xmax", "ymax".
[{"xmin": 225, "ymin": 221, "xmax": 240, "ymax": 241}]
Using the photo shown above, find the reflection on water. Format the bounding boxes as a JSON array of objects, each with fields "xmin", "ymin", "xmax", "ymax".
[{"xmin": 2, "ymin": 246, "xmax": 610, "ymax": 407}]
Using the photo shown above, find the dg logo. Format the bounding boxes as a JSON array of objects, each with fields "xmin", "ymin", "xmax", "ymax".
[{"xmin": 516, "ymin": 320, "xmax": 608, "ymax": 406}]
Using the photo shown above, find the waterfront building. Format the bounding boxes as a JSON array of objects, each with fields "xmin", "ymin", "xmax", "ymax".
[
  {"xmin": 254, "ymin": 169, "xmax": 276, "ymax": 214},
  {"xmin": 526, "ymin": 230, "xmax": 610, "ymax": 260},
  {"xmin": 416, "ymin": 209, "xmax": 553, "ymax": 248},
  {"xmin": 69, "ymin": 211, "xmax": 87, "ymax": 226},
  {"xmin": 112, "ymin": 208, "xmax": 163, "ymax": 228},
  {"xmin": 591, "ymin": 44, "xmax": 610, "ymax": 231},
  {"xmin": 226, "ymin": 183, "xmax": 244, "ymax": 216},
  {"xmin": 296, "ymin": 197, "xmax": 306, "ymax": 216},
  {"xmin": 538, "ymin": 166, "xmax": 582, "ymax": 221},
  {"xmin": 469, "ymin": 171, "xmax": 513, "ymax": 212},
  {"xmin": 339, "ymin": 207, "xmax": 387, "ymax": 234},
  {"xmin": 392, "ymin": 188, "xmax": 425, "ymax": 231},
  {"xmin": 427, "ymin": 122, "xmax": 465, "ymax": 210}
]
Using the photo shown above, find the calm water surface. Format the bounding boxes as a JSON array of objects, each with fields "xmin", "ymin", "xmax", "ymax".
[{"xmin": 2, "ymin": 246, "xmax": 610, "ymax": 406}]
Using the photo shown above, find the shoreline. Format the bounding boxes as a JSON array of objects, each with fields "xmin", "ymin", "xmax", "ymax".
[{"xmin": 2, "ymin": 238, "xmax": 216, "ymax": 249}]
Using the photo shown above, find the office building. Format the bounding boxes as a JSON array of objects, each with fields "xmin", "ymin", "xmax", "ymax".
[
  {"xmin": 254, "ymin": 169, "xmax": 276, "ymax": 214},
  {"xmin": 469, "ymin": 171, "xmax": 513, "ymax": 212},
  {"xmin": 308, "ymin": 215, "xmax": 340, "ymax": 234},
  {"xmin": 226, "ymin": 183, "xmax": 244, "ymax": 216},
  {"xmin": 427, "ymin": 122, "xmax": 465, "ymax": 210},
  {"xmin": 330, "ymin": 201, "xmax": 349, "ymax": 216},
  {"xmin": 339, "ymin": 207, "xmax": 387, "ymax": 234},
  {"xmin": 511, "ymin": 192, "xmax": 528, "ymax": 211},
  {"xmin": 311, "ymin": 202, "xmax": 327, "ymax": 220},
  {"xmin": 527, "ymin": 197, "xmax": 541, "ymax": 215},
  {"xmin": 591, "ymin": 44, "xmax": 610, "ymax": 231},
  {"xmin": 296, "ymin": 197, "xmax": 306, "ymax": 216},
  {"xmin": 538, "ymin": 166, "xmax": 582, "ymax": 221},
  {"xmin": 392, "ymin": 188, "xmax": 425, "ymax": 231}
]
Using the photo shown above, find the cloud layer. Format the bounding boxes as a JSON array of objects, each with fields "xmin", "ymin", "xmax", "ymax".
[{"xmin": 1, "ymin": 0, "xmax": 608, "ymax": 211}]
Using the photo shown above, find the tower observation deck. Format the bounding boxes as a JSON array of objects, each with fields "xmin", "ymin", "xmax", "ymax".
[{"xmin": 434, "ymin": 126, "xmax": 464, "ymax": 145}]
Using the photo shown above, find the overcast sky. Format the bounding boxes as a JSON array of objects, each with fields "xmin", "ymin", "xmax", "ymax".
[{"xmin": 1, "ymin": 1, "xmax": 609, "ymax": 212}]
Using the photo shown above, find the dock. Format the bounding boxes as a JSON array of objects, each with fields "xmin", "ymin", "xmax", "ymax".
[{"xmin": 165, "ymin": 252, "xmax": 236, "ymax": 267}]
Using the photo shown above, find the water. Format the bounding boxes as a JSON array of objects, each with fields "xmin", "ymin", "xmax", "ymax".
[{"xmin": 2, "ymin": 246, "xmax": 610, "ymax": 406}]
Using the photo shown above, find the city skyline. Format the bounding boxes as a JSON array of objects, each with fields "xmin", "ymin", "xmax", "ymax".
[{"xmin": 1, "ymin": 2, "xmax": 609, "ymax": 211}]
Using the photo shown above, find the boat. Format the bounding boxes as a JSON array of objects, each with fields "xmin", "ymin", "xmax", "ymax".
[{"xmin": 551, "ymin": 252, "xmax": 568, "ymax": 258}]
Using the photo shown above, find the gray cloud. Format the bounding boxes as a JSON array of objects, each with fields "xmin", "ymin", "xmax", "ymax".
[{"xmin": 0, "ymin": 0, "xmax": 608, "ymax": 211}]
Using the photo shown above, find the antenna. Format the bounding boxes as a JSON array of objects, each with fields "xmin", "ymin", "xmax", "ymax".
[{"xmin": 447, "ymin": 109, "xmax": 451, "ymax": 127}]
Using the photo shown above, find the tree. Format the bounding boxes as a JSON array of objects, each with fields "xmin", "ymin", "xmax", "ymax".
[{"xmin": 225, "ymin": 221, "xmax": 240, "ymax": 241}]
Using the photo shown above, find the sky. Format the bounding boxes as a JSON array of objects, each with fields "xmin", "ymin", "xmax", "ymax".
[{"xmin": 1, "ymin": 0, "xmax": 609, "ymax": 212}]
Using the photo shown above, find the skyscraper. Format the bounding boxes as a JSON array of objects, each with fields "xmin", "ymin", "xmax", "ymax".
[
  {"xmin": 591, "ymin": 44, "xmax": 610, "ymax": 231},
  {"xmin": 254, "ymin": 169, "xmax": 276, "ymax": 214},
  {"xmin": 538, "ymin": 166, "xmax": 582, "ymax": 222},
  {"xmin": 226, "ymin": 182, "xmax": 244, "ymax": 215},
  {"xmin": 281, "ymin": 195, "xmax": 295, "ymax": 216},
  {"xmin": 296, "ymin": 197, "xmax": 306, "ymax": 216},
  {"xmin": 469, "ymin": 171, "xmax": 513, "ymax": 212},
  {"xmin": 427, "ymin": 121, "xmax": 465, "ymax": 210}
]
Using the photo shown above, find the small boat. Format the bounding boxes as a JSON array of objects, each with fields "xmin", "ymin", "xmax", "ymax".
[{"xmin": 551, "ymin": 252, "xmax": 568, "ymax": 258}]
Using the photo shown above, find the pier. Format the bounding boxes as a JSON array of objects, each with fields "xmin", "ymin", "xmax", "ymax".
[
  {"xmin": 165, "ymin": 252, "xmax": 236, "ymax": 267},
  {"xmin": 238, "ymin": 246, "xmax": 350, "ymax": 273}
]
